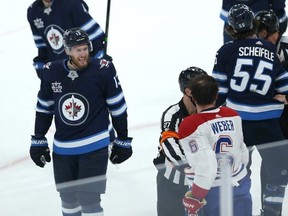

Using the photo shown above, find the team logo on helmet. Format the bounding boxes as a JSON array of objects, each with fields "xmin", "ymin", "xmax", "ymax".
[
  {"xmin": 44, "ymin": 25, "xmax": 65, "ymax": 54},
  {"xmin": 58, "ymin": 93, "xmax": 89, "ymax": 126}
]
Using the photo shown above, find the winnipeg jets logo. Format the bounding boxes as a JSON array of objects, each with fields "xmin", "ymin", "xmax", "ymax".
[
  {"xmin": 65, "ymin": 95, "xmax": 82, "ymax": 119},
  {"xmin": 44, "ymin": 25, "xmax": 64, "ymax": 54},
  {"xmin": 49, "ymin": 31, "xmax": 60, "ymax": 46},
  {"xmin": 43, "ymin": 62, "xmax": 51, "ymax": 69},
  {"xmin": 47, "ymin": 27, "xmax": 61, "ymax": 49},
  {"xmin": 59, "ymin": 93, "xmax": 89, "ymax": 126},
  {"xmin": 34, "ymin": 18, "xmax": 44, "ymax": 29},
  {"xmin": 99, "ymin": 59, "xmax": 110, "ymax": 69},
  {"xmin": 51, "ymin": 81, "xmax": 62, "ymax": 93}
]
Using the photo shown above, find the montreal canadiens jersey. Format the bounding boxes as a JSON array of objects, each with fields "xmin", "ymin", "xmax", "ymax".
[
  {"xmin": 35, "ymin": 58, "xmax": 128, "ymax": 155},
  {"xmin": 220, "ymin": 0, "xmax": 286, "ymax": 25},
  {"xmin": 179, "ymin": 106, "xmax": 248, "ymax": 190},
  {"xmin": 27, "ymin": 0, "xmax": 105, "ymax": 61},
  {"xmin": 212, "ymin": 38, "xmax": 288, "ymax": 121}
]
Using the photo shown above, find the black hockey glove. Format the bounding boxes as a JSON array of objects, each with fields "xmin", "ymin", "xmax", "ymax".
[
  {"xmin": 110, "ymin": 137, "xmax": 133, "ymax": 164},
  {"xmin": 30, "ymin": 135, "xmax": 51, "ymax": 168},
  {"xmin": 153, "ymin": 150, "xmax": 165, "ymax": 170}
]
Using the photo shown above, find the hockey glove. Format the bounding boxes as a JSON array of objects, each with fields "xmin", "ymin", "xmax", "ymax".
[
  {"xmin": 30, "ymin": 135, "xmax": 51, "ymax": 168},
  {"xmin": 183, "ymin": 191, "xmax": 206, "ymax": 216},
  {"xmin": 110, "ymin": 137, "xmax": 132, "ymax": 164},
  {"xmin": 153, "ymin": 150, "xmax": 165, "ymax": 170}
]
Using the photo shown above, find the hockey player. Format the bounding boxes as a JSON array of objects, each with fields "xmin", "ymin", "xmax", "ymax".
[
  {"xmin": 153, "ymin": 66, "xmax": 207, "ymax": 216},
  {"xmin": 179, "ymin": 74, "xmax": 252, "ymax": 216},
  {"xmin": 212, "ymin": 4, "xmax": 288, "ymax": 216},
  {"xmin": 29, "ymin": 27, "xmax": 132, "ymax": 216},
  {"xmin": 220, "ymin": 0, "xmax": 287, "ymax": 43},
  {"xmin": 255, "ymin": 10, "xmax": 288, "ymax": 138},
  {"xmin": 27, "ymin": 0, "xmax": 106, "ymax": 77}
]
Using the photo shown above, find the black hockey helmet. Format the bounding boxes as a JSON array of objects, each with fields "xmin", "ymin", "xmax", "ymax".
[
  {"xmin": 63, "ymin": 27, "xmax": 93, "ymax": 52},
  {"xmin": 255, "ymin": 10, "xmax": 279, "ymax": 33},
  {"xmin": 228, "ymin": 4, "xmax": 254, "ymax": 33},
  {"xmin": 178, "ymin": 67, "xmax": 207, "ymax": 93}
]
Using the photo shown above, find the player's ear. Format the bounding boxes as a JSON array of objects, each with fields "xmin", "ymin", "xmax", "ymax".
[
  {"xmin": 215, "ymin": 93, "xmax": 218, "ymax": 100},
  {"xmin": 258, "ymin": 29, "xmax": 268, "ymax": 39},
  {"xmin": 65, "ymin": 48, "xmax": 70, "ymax": 55},
  {"xmin": 184, "ymin": 87, "xmax": 192, "ymax": 97}
]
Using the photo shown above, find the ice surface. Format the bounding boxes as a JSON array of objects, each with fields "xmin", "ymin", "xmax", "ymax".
[{"xmin": 0, "ymin": 0, "xmax": 286, "ymax": 215}]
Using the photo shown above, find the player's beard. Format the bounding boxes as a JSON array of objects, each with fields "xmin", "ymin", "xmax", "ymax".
[
  {"xmin": 42, "ymin": 0, "xmax": 53, "ymax": 7},
  {"xmin": 70, "ymin": 55, "xmax": 89, "ymax": 69}
]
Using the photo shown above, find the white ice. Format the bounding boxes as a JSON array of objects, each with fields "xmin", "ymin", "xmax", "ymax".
[{"xmin": 0, "ymin": 0, "xmax": 287, "ymax": 215}]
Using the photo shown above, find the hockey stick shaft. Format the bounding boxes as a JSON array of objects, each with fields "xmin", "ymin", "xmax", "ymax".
[{"xmin": 104, "ymin": 0, "xmax": 111, "ymax": 53}]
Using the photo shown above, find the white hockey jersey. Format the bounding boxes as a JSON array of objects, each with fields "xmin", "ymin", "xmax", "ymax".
[{"xmin": 179, "ymin": 106, "xmax": 248, "ymax": 191}]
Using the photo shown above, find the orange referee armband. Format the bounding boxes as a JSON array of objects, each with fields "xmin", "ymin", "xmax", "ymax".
[{"xmin": 160, "ymin": 131, "xmax": 179, "ymax": 145}]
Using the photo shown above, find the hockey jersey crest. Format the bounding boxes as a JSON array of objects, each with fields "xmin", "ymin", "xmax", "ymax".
[
  {"xmin": 35, "ymin": 58, "xmax": 128, "ymax": 155},
  {"xmin": 27, "ymin": 0, "xmax": 105, "ymax": 61}
]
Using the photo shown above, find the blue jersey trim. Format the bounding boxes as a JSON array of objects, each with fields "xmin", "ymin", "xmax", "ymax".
[
  {"xmin": 237, "ymin": 109, "xmax": 282, "ymax": 120},
  {"xmin": 53, "ymin": 137, "xmax": 110, "ymax": 155}
]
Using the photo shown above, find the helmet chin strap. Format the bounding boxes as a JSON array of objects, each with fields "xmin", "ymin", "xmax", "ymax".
[
  {"xmin": 185, "ymin": 93, "xmax": 197, "ymax": 108},
  {"xmin": 190, "ymin": 97, "xmax": 197, "ymax": 108}
]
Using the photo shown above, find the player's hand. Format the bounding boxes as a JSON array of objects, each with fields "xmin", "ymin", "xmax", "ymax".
[
  {"xmin": 30, "ymin": 135, "xmax": 51, "ymax": 168},
  {"xmin": 183, "ymin": 191, "xmax": 206, "ymax": 216},
  {"xmin": 110, "ymin": 137, "xmax": 132, "ymax": 164},
  {"xmin": 274, "ymin": 94, "xmax": 288, "ymax": 104}
]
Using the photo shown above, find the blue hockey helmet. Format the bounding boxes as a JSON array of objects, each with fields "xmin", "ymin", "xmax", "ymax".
[
  {"xmin": 255, "ymin": 10, "xmax": 279, "ymax": 33},
  {"xmin": 228, "ymin": 4, "xmax": 254, "ymax": 33},
  {"xmin": 178, "ymin": 67, "xmax": 207, "ymax": 93},
  {"xmin": 63, "ymin": 27, "xmax": 93, "ymax": 52}
]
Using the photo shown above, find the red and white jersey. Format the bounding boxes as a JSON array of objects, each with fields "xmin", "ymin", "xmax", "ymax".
[{"xmin": 179, "ymin": 106, "xmax": 248, "ymax": 191}]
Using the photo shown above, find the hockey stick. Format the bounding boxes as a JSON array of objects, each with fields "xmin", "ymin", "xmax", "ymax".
[{"xmin": 104, "ymin": 0, "xmax": 111, "ymax": 53}]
